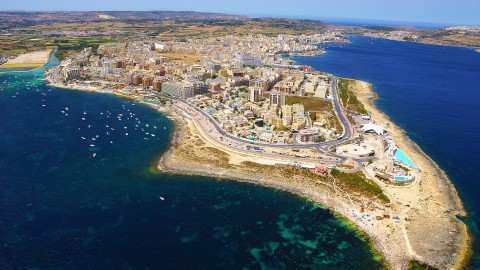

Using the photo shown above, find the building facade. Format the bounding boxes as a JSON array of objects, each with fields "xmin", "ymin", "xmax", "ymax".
[
  {"xmin": 270, "ymin": 91, "xmax": 286, "ymax": 107},
  {"xmin": 249, "ymin": 87, "xmax": 264, "ymax": 103},
  {"xmin": 162, "ymin": 82, "xmax": 195, "ymax": 99}
]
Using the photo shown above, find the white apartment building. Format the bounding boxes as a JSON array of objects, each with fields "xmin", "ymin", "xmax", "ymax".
[
  {"xmin": 249, "ymin": 87, "xmax": 264, "ymax": 103},
  {"xmin": 269, "ymin": 91, "xmax": 286, "ymax": 107},
  {"xmin": 162, "ymin": 82, "xmax": 195, "ymax": 99}
]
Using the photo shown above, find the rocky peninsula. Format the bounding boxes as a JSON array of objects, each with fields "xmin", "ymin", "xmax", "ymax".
[{"xmin": 156, "ymin": 79, "xmax": 469, "ymax": 270}]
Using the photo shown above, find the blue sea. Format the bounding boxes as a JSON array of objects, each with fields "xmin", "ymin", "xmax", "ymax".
[
  {"xmin": 0, "ymin": 56, "xmax": 384, "ymax": 268},
  {"xmin": 294, "ymin": 36, "xmax": 480, "ymax": 268}
]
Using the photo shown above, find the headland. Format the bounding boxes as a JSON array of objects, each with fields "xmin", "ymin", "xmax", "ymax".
[
  {"xmin": 155, "ymin": 79, "xmax": 469, "ymax": 270},
  {"xmin": 43, "ymin": 33, "xmax": 470, "ymax": 269}
]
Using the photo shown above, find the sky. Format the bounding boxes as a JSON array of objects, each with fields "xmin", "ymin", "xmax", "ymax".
[{"xmin": 1, "ymin": 0, "xmax": 479, "ymax": 26}]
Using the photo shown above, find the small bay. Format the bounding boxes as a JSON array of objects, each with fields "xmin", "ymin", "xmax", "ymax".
[{"xmin": 0, "ymin": 55, "xmax": 383, "ymax": 268}]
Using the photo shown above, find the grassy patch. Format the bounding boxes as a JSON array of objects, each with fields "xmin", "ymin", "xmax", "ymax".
[
  {"xmin": 408, "ymin": 260, "xmax": 440, "ymax": 270},
  {"xmin": 202, "ymin": 147, "xmax": 231, "ymax": 164},
  {"xmin": 55, "ymin": 38, "xmax": 117, "ymax": 51},
  {"xmin": 336, "ymin": 164, "xmax": 355, "ymax": 169},
  {"xmin": 286, "ymin": 95, "xmax": 332, "ymax": 111},
  {"xmin": 241, "ymin": 161, "xmax": 328, "ymax": 181},
  {"xmin": 286, "ymin": 96, "xmax": 343, "ymax": 134},
  {"xmin": 0, "ymin": 63, "xmax": 43, "ymax": 68},
  {"xmin": 337, "ymin": 78, "xmax": 368, "ymax": 115},
  {"xmin": 309, "ymin": 111, "xmax": 343, "ymax": 134},
  {"xmin": 54, "ymin": 38, "xmax": 118, "ymax": 59},
  {"xmin": 331, "ymin": 169, "xmax": 389, "ymax": 203},
  {"xmin": 156, "ymin": 52, "xmax": 202, "ymax": 63}
]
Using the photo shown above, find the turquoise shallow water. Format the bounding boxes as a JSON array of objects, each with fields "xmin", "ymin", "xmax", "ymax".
[
  {"xmin": 294, "ymin": 36, "xmax": 480, "ymax": 268},
  {"xmin": 0, "ymin": 56, "xmax": 384, "ymax": 268}
]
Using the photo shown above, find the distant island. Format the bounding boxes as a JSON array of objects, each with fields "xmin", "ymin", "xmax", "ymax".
[{"xmin": 1, "ymin": 10, "xmax": 475, "ymax": 270}]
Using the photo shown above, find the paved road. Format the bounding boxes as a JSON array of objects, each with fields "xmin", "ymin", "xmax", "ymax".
[
  {"xmin": 164, "ymin": 76, "xmax": 375, "ymax": 167},
  {"xmin": 174, "ymin": 76, "xmax": 351, "ymax": 149},
  {"xmin": 172, "ymin": 101, "xmax": 341, "ymax": 165}
]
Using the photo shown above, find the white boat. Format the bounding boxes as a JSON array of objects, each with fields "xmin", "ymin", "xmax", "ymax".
[
  {"xmin": 93, "ymin": 153, "xmax": 96, "ymax": 158},
  {"xmin": 159, "ymin": 197, "xmax": 165, "ymax": 201}
]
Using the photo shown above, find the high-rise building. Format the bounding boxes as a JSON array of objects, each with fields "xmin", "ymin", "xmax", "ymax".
[
  {"xmin": 249, "ymin": 87, "xmax": 263, "ymax": 103},
  {"xmin": 132, "ymin": 74, "xmax": 143, "ymax": 85},
  {"xmin": 270, "ymin": 91, "xmax": 286, "ymax": 107},
  {"xmin": 153, "ymin": 79, "xmax": 162, "ymax": 91},
  {"xmin": 249, "ymin": 79, "xmax": 270, "ymax": 91},
  {"xmin": 63, "ymin": 68, "xmax": 81, "ymax": 81},
  {"xmin": 233, "ymin": 52, "xmax": 263, "ymax": 67},
  {"xmin": 142, "ymin": 77, "xmax": 154, "ymax": 89},
  {"xmin": 192, "ymin": 81, "xmax": 208, "ymax": 95},
  {"xmin": 161, "ymin": 82, "xmax": 195, "ymax": 99}
]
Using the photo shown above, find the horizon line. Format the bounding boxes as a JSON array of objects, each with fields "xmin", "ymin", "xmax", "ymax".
[{"xmin": 0, "ymin": 9, "xmax": 478, "ymax": 28}]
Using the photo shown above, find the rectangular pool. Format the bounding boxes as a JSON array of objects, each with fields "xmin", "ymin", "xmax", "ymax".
[{"xmin": 394, "ymin": 176, "xmax": 411, "ymax": 181}]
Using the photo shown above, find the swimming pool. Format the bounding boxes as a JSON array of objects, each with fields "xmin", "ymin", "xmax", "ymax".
[
  {"xmin": 394, "ymin": 176, "xmax": 412, "ymax": 181},
  {"xmin": 394, "ymin": 149, "xmax": 416, "ymax": 167}
]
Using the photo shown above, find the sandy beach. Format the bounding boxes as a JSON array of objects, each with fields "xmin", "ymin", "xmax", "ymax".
[{"xmin": 155, "ymin": 79, "xmax": 470, "ymax": 270}]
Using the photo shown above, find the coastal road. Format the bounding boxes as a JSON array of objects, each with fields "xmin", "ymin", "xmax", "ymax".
[
  {"xmin": 172, "ymin": 76, "xmax": 351, "ymax": 150},
  {"xmin": 165, "ymin": 76, "xmax": 366, "ymax": 166},
  {"xmin": 172, "ymin": 102, "xmax": 341, "ymax": 166}
]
